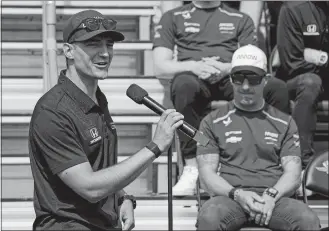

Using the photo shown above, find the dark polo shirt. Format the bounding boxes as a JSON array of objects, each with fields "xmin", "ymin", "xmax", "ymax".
[
  {"xmin": 153, "ymin": 2, "xmax": 257, "ymax": 62},
  {"xmin": 28, "ymin": 70, "xmax": 120, "ymax": 230},
  {"xmin": 197, "ymin": 101, "xmax": 301, "ymax": 194}
]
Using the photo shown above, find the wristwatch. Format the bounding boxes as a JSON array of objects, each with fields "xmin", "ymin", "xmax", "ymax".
[
  {"xmin": 229, "ymin": 188, "xmax": 240, "ymax": 201},
  {"xmin": 264, "ymin": 187, "xmax": 279, "ymax": 198},
  {"xmin": 145, "ymin": 141, "xmax": 162, "ymax": 158},
  {"xmin": 319, "ymin": 52, "xmax": 328, "ymax": 66},
  {"xmin": 118, "ymin": 194, "xmax": 136, "ymax": 209}
]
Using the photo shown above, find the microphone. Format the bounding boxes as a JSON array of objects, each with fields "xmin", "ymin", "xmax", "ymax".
[{"xmin": 126, "ymin": 84, "xmax": 209, "ymax": 146}]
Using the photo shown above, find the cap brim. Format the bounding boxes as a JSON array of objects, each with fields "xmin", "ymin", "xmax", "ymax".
[
  {"xmin": 231, "ymin": 66, "xmax": 266, "ymax": 76},
  {"xmin": 75, "ymin": 29, "xmax": 125, "ymax": 42}
]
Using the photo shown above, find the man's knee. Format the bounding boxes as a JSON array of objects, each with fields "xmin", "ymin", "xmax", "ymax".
[
  {"xmin": 197, "ymin": 196, "xmax": 245, "ymax": 230},
  {"xmin": 198, "ymin": 203, "xmax": 223, "ymax": 227},
  {"xmin": 296, "ymin": 73, "xmax": 323, "ymax": 97},
  {"xmin": 273, "ymin": 198, "xmax": 321, "ymax": 230},
  {"xmin": 267, "ymin": 77, "xmax": 288, "ymax": 90},
  {"xmin": 294, "ymin": 208, "xmax": 321, "ymax": 230},
  {"xmin": 171, "ymin": 72, "xmax": 200, "ymax": 95},
  {"xmin": 264, "ymin": 77, "xmax": 290, "ymax": 113},
  {"xmin": 298, "ymin": 73, "xmax": 322, "ymax": 88},
  {"xmin": 265, "ymin": 77, "xmax": 289, "ymax": 99}
]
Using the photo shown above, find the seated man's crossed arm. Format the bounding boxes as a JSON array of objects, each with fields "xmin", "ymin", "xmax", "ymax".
[
  {"xmin": 152, "ymin": 10, "xmax": 219, "ymax": 79},
  {"xmin": 197, "ymin": 153, "xmax": 233, "ymax": 197},
  {"xmin": 254, "ymin": 118, "xmax": 302, "ymax": 226},
  {"xmin": 153, "ymin": 46, "xmax": 219, "ymax": 79},
  {"xmin": 197, "ymin": 152, "xmax": 264, "ymax": 216},
  {"xmin": 270, "ymin": 155, "xmax": 302, "ymax": 202},
  {"xmin": 265, "ymin": 118, "xmax": 302, "ymax": 202},
  {"xmin": 152, "ymin": 5, "xmax": 257, "ymax": 80}
]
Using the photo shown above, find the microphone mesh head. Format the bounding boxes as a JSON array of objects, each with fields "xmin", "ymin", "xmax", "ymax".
[{"xmin": 126, "ymin": 84, "xmax": 148, "ymax": 104}]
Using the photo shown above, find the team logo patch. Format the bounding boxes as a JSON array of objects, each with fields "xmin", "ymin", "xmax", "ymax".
[
  {"xmin": 89, "ymin": 127, "xmax": 102, "ymax": 145},
  {"xmin": 90, "ymin": 128, "xmax": 98, "ymax": 138},
  {"xmin": 225, "ymin": 130, "xmax": 242, "ymax": 136},
  {"xmin": 184, "ymin": 21, "xmax": 200, "ymax": 33},
  {"xmin": 223, "ymin": 117, "xmax": 232, "ymax": 126},
  {"xmin": 182, "ymin": 12, "xmax": 191, "ymax": 19},
  {"xmin": 219, "ymin": 23, "xmax": 235, "ymax": 34},
  {"xmin": 174, "ymin": 8, "xmax": 196, "ymax": 20},
  {"xmin": 154, "ymin": 25, "xmax": 162, "ymax": 38},
  {"xmin": 109, "ymin": 122, "xmax": 116, "ymax": 130},
  {"xmin": 293, "ymin": 133, "xmax": 300, "ymax": 147},
  {"xmin": 303, "ymin": 24, "xmax": 319, "ymax": 36},
  {"xmin": 226, "ymin": 136, "xmax": 242, "ymax": 143},
  {"xmin": 184, "ymin": 22, "xmax": 200, "ymax": 27},
  {"xmin": 185, "ymin": 27, "xmax": 200, "ymax": 33},
  {"xmin": 264, "ymin": 131, "xmax": 279, "ymax": 146}
]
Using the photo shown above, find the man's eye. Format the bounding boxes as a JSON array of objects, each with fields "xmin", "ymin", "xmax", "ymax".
[{"xmin": 106, "ymin": 43, "xmax": 114, "ymax": 47}]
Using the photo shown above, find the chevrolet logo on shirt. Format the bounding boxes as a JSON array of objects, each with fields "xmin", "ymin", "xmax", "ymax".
[
  {"xmin": 226, "ymin": 136, "xmax": 242, "ymax": 143},
  {"xmin": 185, "ymin": 27, "xmax": 200, "ymax": 33}
]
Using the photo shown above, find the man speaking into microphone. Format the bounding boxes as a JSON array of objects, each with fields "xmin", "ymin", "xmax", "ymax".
[{"xmin": 28, "ymin": 10, "xmax": 184, "ymax": 231}]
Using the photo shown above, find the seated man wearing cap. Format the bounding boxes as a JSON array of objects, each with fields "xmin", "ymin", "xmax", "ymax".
[
  {"xmin": 28, "ymin": 10, "xmax": 184, "ymax": 230},
  {"xmin": 196, "ymin": 45, "xmax": 320, "ymax": 230}
]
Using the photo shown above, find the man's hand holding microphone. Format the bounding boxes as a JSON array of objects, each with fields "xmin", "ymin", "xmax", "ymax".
[{"xmin": 152, "ymin": 109, "xmax": 184, "ymax": 153}]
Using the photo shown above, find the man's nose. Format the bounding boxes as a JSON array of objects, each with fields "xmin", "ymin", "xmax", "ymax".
[
  {"xmin": 241, "ymin": 79, "xmax": 250, "ymax": 90},
  {"xmin": 99, "ymin": 42, "xmax": 110, "ymax": 57}
]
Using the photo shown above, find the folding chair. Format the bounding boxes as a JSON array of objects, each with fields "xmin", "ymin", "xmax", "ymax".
[
  {"xmin": 302, "ymin": 150, "xmax": 328, "ymax": 230},
  {"xmin": 302, "ymin": 150, "xmax": 328, "ymax": 203}
]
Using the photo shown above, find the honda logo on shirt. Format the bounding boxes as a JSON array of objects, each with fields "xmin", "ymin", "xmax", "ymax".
[
  {"xmin": 307, "ymin": 24, "xmax": 317, "ymax": 33},
  {"xmin": 90, "ymin": 128, "xmax": 99, "ymax": 139},
  {"xmin": 304, "ymin": 24, "xmax": 319, "ymax": 36}
]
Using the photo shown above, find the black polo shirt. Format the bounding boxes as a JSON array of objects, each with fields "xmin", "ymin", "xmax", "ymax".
[
  {"xmin": 28, "ymin": 70, "xmax": 120, "ymax": 230},
  {"xmin": 153, "ymin": 2, "xmax": 257, "ymax": 62},
  {"xmin": 197, "ymin": 101, "xmax": 301, "ymax": 194},
  {"xmin": 277, "ymin": 1, "xmax": 329, "ymax": 80}
]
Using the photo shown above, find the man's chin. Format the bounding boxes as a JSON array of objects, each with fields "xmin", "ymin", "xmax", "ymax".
[
  {"xmin": 96, "ymin": 75, "xmax": 108, "ymax": 80},
  {"xmin": 240, "ymin": 98, "xmax": 255, "ymax": 106},
  {"xmin": 93, "ymin": 71, "xmax": 109, "ymax": 80}
]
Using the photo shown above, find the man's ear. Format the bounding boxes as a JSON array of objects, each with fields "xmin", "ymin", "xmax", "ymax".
[
  {"xmin": 63, "ymin": 43, "xmax": 75, "ymax": 60},
  {"xmin": 263, "ymin": 73, "xmax": 271, "ymax": 86}
]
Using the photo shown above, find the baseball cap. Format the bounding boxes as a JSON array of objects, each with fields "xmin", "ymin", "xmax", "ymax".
[
  {"xmin": 63, "ymin": 10, "xmax": 125, "ymax": 43},
  {"xmin": 231, "ymin": 44, "xmax": 267, "ymax": 76}
]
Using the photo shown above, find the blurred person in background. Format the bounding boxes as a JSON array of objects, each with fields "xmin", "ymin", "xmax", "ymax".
[
  {"xmin": 153, "ymin": 1, "xmax": 290, "ymax": 196},
  {"xmin": 277, "ymin": 1, "xmax": 329, "ymax": 171}
]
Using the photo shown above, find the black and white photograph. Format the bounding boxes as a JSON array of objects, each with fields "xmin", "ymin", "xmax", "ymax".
[{"xmin": 1, "ymin": 1, "xmax": 328, "ymax": 230}]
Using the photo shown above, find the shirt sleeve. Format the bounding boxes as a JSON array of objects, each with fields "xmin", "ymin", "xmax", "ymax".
[
  {"xmin": 280, "ymin": 117, "xmax": 301, "ymax": 158},
  {"xmin": 237, "ymin": 14, "xmax": 257, "ymax": 46},
  {"xmin": 31, "ymin": 108, "xmax": 89, "ymax": 175},
  {"xmin": 152, "ymin": 10, "xmax": 176, "ymax": 50},
  {"xmin": 277, "ymin": 4, "xmax": 317, "ymax": 78},
  {"xmin": 196, "ymin": 116, "xmax": 220, "ymax": 156}
]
